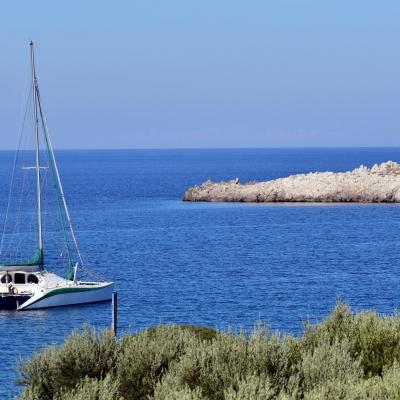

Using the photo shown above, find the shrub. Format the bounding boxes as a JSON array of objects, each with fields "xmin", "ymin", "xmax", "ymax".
[
  {"xmin": 115, "ymin": 325, "xmax": 200, "ymax": 400},
  {"xmin": 158, "ymin": 333, "xmax": 249, "ymax": 400},
  {"xmin": 147, "ymin": 324, "xmax": 218, "ymax": 342},
  {"xmin": 300, "ymin": 339, "xmax": 362, "ymax": 397},
  {"xmin": 301, "ymin": 303, "xmax": 400, "ymax": 378},
  {"xmin": 16, "ymin": 304, "xmax": 400, "ymax": 400},
  {"xmin": 247, "ymin": 331, "xmax": 301, "ymax": 395},
  {"xmin": 350, "ymin": 311, "xmax": 400, "ymax": 377},
  {"xmin": 347, "ymin": 362, "xmax": 400, "ymax": 399},
  {"xmin": 224, "ymin": 374, "xmax": 274, "ymax": 400},
  {"xmin": 18, "ymin": 327, "xmax": 117, "ymax": 400},
  {"xmin": 153, "ymin": 374, "xmax": 206, "ymax": 400},
  {"xmin": 55, "ymin": 374, "xmax": 121, "ymax": 400}
]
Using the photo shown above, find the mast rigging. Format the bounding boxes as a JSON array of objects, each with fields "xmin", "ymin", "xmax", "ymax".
[{"xmin": 30, "ymin": 41, "xmax": 43, "ymax": 261}]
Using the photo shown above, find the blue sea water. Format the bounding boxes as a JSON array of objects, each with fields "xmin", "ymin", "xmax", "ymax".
[{"xmin": 1, "ymin": 147, "xmax": 400, "ymax": 396}]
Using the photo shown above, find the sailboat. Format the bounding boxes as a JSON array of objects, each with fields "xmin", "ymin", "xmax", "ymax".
[{"xmin": 0, "ymin": 42, "xmax": 114, "ymax": 310}]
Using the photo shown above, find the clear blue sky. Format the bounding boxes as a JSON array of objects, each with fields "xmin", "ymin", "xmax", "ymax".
[{"xmin": 1, "ymin": 1, "xmax": 400, "ymax": 149}]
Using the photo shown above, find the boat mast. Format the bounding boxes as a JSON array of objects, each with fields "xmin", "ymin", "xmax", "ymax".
[{"xmin": 30, "ymin": 41, "xmax": 43, "ymax": 254}]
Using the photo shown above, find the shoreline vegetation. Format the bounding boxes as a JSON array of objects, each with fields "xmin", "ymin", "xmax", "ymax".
[
  {"xmin": 183, "ymin": 161, "xmax": 400, "ymax": 203},
  {"xmin": 17, "ymin": 304, "xmax": 400, "ymax": 400}
]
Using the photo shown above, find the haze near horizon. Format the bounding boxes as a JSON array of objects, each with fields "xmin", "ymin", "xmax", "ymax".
[{"xmin": 1, "ymin": 1, "xmax": 400, "ymax": 150}]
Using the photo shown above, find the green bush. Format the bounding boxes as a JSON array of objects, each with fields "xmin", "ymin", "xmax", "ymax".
[
  {"xmin": 147, "ymin": 324, "xmax": 218, "ymax": 342},
  {"xmin": 18, "ymin": 327, "xmax": 117, "ymax": 400},
  {"xmin": 153, "ymin": 373, "xmax": 206, "ymax": 400},
  {"xmin": 302, "ymin": 303, "xmax": 400, "ymax": 378},
  {"xmin": 55, "ymin": 374, "xmax": 121, "ymax": 400},
  {"xmin": 115, "ymin": 325, "xmax": 199, "ymax": 399},
  {"xmin": 16, "ymin": 304, "xmax": 400, "ymax": 400},
  {"xmin": 158, "ymin": 333, "xmax": 249, "ymax": 400},
  {"xmin": 224, "ymin": 374, "xmax": 274, "ymax": 400}
]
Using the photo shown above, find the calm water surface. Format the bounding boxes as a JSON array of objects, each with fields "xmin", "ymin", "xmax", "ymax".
[{"xmin": 1, "ymin": 148, "xmax": 400, "ymax": 396}]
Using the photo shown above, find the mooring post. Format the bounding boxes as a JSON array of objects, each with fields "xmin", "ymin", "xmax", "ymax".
[{"xmin": 112, "ymin": 291, "xmax": 118, "ymax": 336}]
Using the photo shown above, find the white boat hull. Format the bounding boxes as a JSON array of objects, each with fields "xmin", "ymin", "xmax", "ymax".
[{"xmin": 18, "ymin": 282, "xmax": 114, "ymax": 310}]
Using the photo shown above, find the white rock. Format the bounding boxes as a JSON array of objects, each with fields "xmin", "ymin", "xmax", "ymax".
[{"xmin": 182, "ymin": 161, "xmax": 400, "ymax": 203}]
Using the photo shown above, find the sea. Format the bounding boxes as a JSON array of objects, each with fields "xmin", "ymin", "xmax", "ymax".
[{"xmin": 1, "ymin": 147, "xmax": 400, "ymax": 397}]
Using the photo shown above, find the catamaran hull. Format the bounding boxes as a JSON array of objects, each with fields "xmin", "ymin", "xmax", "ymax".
[
  {"xmin": 0, "ymin": 295, "xmax": 32, "ymax": 310},
  {"xmin": 18, "ymin": 283, "xmax": 114, "ymax": 310}
]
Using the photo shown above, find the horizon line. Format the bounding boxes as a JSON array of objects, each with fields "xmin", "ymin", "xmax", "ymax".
[{"xmin": 1, "ymin": 145, "xmax": 400, "ymax": 151}]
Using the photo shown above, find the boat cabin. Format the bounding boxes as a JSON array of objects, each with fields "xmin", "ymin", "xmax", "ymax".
[{"xmin": 0, "ymin": 272, "xmax": 39, "ymax": 285}]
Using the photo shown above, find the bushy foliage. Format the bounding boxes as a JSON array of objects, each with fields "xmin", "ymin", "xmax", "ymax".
[
  {"xmin": 17, "ymin": 304, "xmax": 400, "ymax": 399},
  {"xmin": 115, "ymin": 325, "xmax": 200, "ymax": 399},
  {"xmin": 55, "ymin": 374, "xmax": 121, "ymax": 400},
  {"xmin": 18, "ymin": 326, "xmax": 117, "ymax": 400}
]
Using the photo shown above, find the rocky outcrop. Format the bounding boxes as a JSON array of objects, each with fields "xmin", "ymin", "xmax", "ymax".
[{"xmin": 183, "ymin": 161, "xmax": 400, "ymax": 203}]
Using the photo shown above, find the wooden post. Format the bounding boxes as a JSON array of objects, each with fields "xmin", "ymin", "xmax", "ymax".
[{"xmin": 112, "ymin": 291, "xmax": 118, "ymax": 336}]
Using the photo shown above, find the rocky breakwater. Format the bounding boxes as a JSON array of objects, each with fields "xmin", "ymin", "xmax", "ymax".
[{"xmin": 183, "ymin": 161, "xmax": 400, "ymax": 203}]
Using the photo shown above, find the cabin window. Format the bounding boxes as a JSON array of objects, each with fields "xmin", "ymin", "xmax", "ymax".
[
  {"xmin": 27, "ymin": 274, "xmax": 39, "ymax": 284},
  {"xmin": 1, "ymin": 274, "xmax": 12, "ymax": 283},
  {"xmin": 14, "ymin": 273, "xmax": 26, "ymax": 284}
]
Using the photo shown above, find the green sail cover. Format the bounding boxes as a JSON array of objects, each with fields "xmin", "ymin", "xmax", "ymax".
[
  {"xmin": 65, "ymin": 270, "xmax": 74, "ymax": 281},
  {"xmin": 1, "ymin": 248, "xmax": 43, "ymax": 267}
]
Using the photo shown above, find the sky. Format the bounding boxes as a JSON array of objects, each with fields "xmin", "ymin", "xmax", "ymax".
[{"xmin": 1, "ymin": 1, "xmax": 400, "ymax": 149}]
